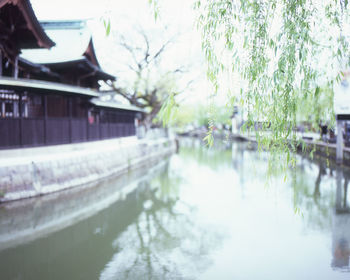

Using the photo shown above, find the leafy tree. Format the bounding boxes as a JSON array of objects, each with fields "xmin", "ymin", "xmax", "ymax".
[
  {"xmin": 194, "ymin": 0, "xmax": 350, "ymax": 149},
  {"xmin": 150, "ymin": 0, "xmax": 350, "ymax": 156},
  {"xmin": 168, "ymin": 104, "xmax": 208, "ymax": 131}
]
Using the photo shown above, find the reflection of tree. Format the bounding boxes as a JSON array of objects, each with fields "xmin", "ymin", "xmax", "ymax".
[
  {"xmin": 313, "ymin": 161, "xmax": 326, "ymax": 200},
  {"xmin": 289, "ymin": 160, "xmax": 335, "ymax": 230},
  {"xmin": 179, "ymin": 138, "xmax": 233, "ymax": 170},
  {"xmin": 151, "ymin": 163, "xmax": 180, "ymax": 203},
  {"xmin": 0, "ymin": 154, "xmax": 224, "ymax": 280},
  {"xmin": 287, "ymin": 158, "xmax": 350, "ymax": 271},
  {"xmin": 332, "ymin": 168, "xmax": 350, "ymax": 271},
  {"xmin": 100, "ymin": 167, "xmax": 222, "ymax": 280}
]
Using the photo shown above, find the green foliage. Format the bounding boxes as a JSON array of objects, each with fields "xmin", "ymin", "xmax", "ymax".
[
  {"xmin": 193, "ymin": 0, "xmax": 349, "ymax": 161},
  {"xmin": 296, "ymin": 85, "xmax": 335, "ymax": 129},
  {"xmin": 167, "ymin": 104, "xmax": 206, "ymax": 128},
  {"xmin": 166, "ymin": 102, "xmax": 232, "ymax": 132},
  {"xmin": 103, "ymin": 18, "xmax": 111, "ymax": 36},
  {"xmin": 158, "ymin": 92, "xmax": 177, "ymax": 126},
  {"xmin": 203, "ymin": 127, "xmax": 214, "ymax": 147},
  {"xmin": 148, "ymin": 0, "xmax": 160, "ymax": 20}
]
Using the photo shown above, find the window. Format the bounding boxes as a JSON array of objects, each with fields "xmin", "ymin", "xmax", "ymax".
[
  {"xmin": 0, "ymin": 90, "xmax": 20, "ymax": 118},
  {"xmin": 25, "ymin": 93, "xmax": 44, "ymax": 118}
]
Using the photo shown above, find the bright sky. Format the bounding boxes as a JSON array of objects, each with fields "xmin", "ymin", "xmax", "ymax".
[
  {"xmin": 30, "ymin": 0, "xmax": 350, "ymax": 113},
  {"xmin": 30, "ymin": 0, "xmax": 212, "ymax": 105},
  {"xmin": 31, "ymin": 0, "xmax": 111, "ymax": 21}
]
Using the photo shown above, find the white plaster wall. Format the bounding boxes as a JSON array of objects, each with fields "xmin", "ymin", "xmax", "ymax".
[{"xmin": 0, "ymin": 136, "xmax": 176, "ymax": 202}]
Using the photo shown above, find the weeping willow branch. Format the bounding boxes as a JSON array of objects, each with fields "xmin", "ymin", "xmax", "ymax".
[{"xmin": 194, "ymin": 0, "xmax": 348, "ymax": 163}]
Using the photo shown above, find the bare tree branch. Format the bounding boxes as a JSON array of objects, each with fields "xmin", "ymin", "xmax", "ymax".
[{"xmin": 109, "ymin": 28, "xmax": 190, "ymax": 127}]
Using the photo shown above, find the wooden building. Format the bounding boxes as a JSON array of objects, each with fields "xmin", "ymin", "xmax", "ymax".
[
  {"xmin": 21, "ymin": 20, "xmax": 116, "ymax": 88},
  {"xmin": 0, "ymin": 77, "xmax": 140, "ymax": 148},
  {"xmin": 0, "ymin": 0, "xmax": 55, "ymax": 78},
  {"xmin": 0, "ymin": 1, "xmax": 142, "ymax": 149}
]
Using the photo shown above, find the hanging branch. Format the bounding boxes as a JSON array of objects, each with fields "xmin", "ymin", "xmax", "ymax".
[{"xmin": 194, "ymin": 0, "xmax": 348, "ymax": 159}]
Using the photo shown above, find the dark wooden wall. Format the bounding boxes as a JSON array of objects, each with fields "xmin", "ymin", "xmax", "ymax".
[{"xmin": 0, "ymin": 91, "xmax": 137, "ymax": 149}]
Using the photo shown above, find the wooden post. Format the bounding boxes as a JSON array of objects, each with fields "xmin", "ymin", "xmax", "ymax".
[
  {"xmin": 0, "ymin": 50, "xmax": 3, "ymax": 76},
  {"xmin": 13, "ymin": 56, "xmax": 18, "ymax": 79},
  {"xmin": 1, "ymin": 102, "xmax": 4, "ymax": 118},
  {"xmin": 107, "ymin": 111, "xmax": 110, "ymax": 138},
  {"xmin": 68, "ymin": 97, "xmax": 72, "ymax": 143},
  {"xmin": 43, "ymin": 95, "xmax": 47, "ymax": 144},
  {"xmin": 336, "ymin": 119, "xmax": 343, "ymax": 164},
  {"xmin": 98, "ymin": 110, "xmax": 101, "ymax": 139},
  {"xmin": 86, "ymin": 105, "xmax": 90, "ymax": 141},
  {"xmin": 19, "ymin": 92, "xmax": 23, "ymax": 146}
]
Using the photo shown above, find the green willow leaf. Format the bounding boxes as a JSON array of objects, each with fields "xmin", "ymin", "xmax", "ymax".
[{"xmin": 192, "ymin": 0, "xmax": 344, "ymax": 165}]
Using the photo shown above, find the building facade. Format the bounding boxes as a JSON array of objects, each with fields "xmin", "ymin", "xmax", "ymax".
[{"xmin": 0, "ymin": 0, "xmax": 142, "ymax": 150}]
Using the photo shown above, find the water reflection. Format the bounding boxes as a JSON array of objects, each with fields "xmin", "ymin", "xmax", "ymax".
[
  {"xmin": 0, "ymin": 160, "xmax": 176, "ymax": 280},
  {"xmin": 181, "ymin": 138, "xmax": 350, "ymax": 277},
  {"xmin": 335, "ymin": 169, "xmax": 350, "ymax": 214},
  {"xmin": 100, "ymin": 163, "xmax": 223, "ymax": 280},
  {"xmin": 313, "ymin": 161, "xmax": 327, "ymax": 200},
  {"xmin": 0, "ymin": 159, "xmax": 170, "ymax": 251},
  {"xmin": 1, "ymin": 138, "xmax": 350, "ymax": 279},
  {"xmin": 332, "ymin": 169, "xmax": 350, "ymax": 271},
  {"xmin": 0, "ymin": 155, "xmax": 224, "ymax": 280},
  {"xmin": 230, "ymin": 140, "xmax": 350, "ymax": 274},
  {"xmin": 290, "ymin": 155, "xmax": 350, "ymax": 272}
]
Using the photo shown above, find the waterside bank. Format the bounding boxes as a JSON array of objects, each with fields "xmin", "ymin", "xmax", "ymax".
[
  {"xmin": 0, "ymin": 136, "xmax": 176, "ymax": 203},
  {"xmin": 180, "ymin": 129, "xmax": 350, "ymax": 166},
  {"xmin": 232, "ymin": 133, "xmax": 350, "ymax": 166}
]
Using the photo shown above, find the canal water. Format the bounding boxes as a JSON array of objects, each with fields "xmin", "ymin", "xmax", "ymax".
[{"xmin": 0, "ymin": 138, "xmax": 349, "ymax": 279}]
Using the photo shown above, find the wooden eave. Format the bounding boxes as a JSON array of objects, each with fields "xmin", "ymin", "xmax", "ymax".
[
  {"xmin": 0, "ymin": 77, "xmax": 99, "ymax": 97},
  {"xmin": 18, "ymin": 56, "xmax": 60, "ymax": 79},
  {"xmin": 0, "ymin": 0, "xmax": 55, "ymax": 49},
  {"xmin": 90, "ymin": 99, "xmax": 144, "ymax": 113},
  {"xmin": 45, "ymin": 57, "xmax": 116, "ymax": 82},
  {"xmin": 84, "ymin": 38, "xmax": 100, "ymax": 68}
]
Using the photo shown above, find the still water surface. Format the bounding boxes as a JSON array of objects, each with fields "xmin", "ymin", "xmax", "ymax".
[{"xmin": 0, "ymin": 138, "xmax": 350, "ymax": 279}]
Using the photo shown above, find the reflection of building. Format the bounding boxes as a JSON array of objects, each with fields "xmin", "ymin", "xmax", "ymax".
[
  {"xmin": 231, "ymin": 105, "xmax": 241, "ymax": 134},
  {"xmin": 0, "ymin": 160, "xmax": 170, "ymax": 279},
  {"xmin": 0, "ymin": 0, "xmax": 142, "ymax": 149},
  {"xmin": 332, "ymin": 171, "xmax": 350, "ymax": 270}
]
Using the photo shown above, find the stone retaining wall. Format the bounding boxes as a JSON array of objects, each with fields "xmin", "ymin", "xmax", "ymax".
[
  {"xmin": 0, "ymin": 136, "xmax": 176, "ymax": 202},
  {"xmin": 231, "ymin": 133, "xmax": 350, "ymax": 167},
  {"xmin": 296, "ymin": 139, "xmax": 350, "ymax": 166}
]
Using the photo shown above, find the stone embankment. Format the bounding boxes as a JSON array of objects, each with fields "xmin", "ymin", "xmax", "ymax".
[
  {"xmin": 232, "ymin": 133, "xmax": 350, "ymax": 166},
  {"xmin": 0, "ymin": 136, "xmax": 176, "ymax": 202}
]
